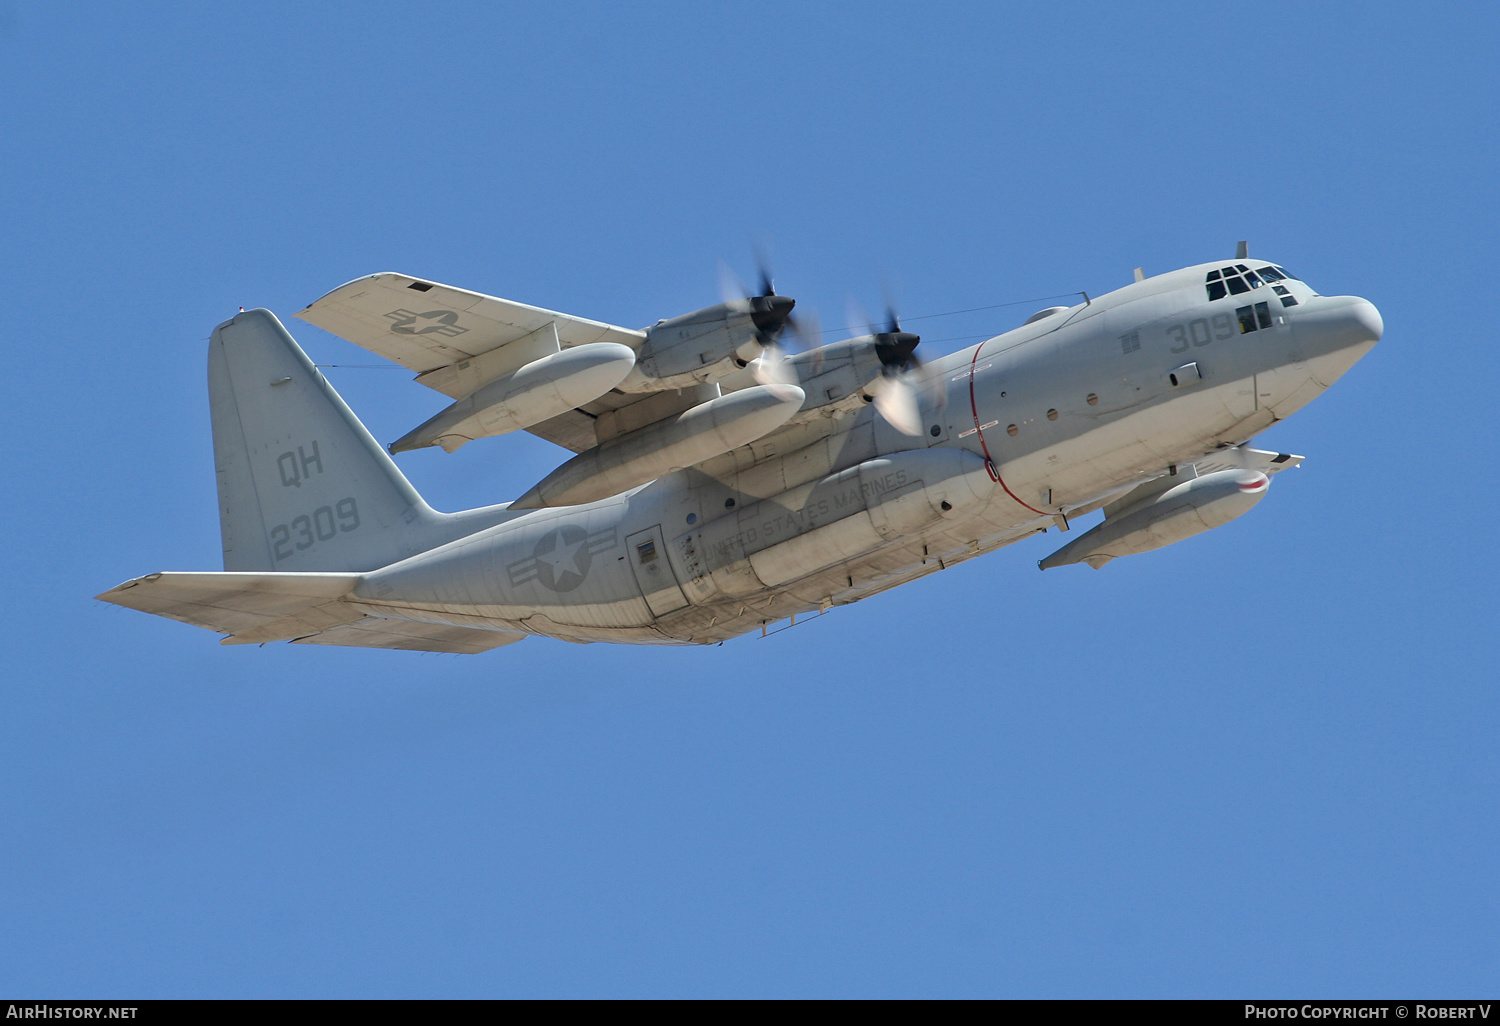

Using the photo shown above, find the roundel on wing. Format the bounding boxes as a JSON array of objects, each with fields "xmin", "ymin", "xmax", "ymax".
[
  {"xmin": 383, "ymin": 309, "xmax": 469, "ymax": 337},
  {"xmin": 533, "ymin": 525, "xmax": 592, "ymax": 592}
]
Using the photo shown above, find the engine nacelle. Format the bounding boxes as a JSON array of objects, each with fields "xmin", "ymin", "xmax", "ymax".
[
  {"xmin": 623, "ymin": 296, "xmax": 794, "ymax": 391},
  {"xmin": 772, "ymin": 336, "xmax": 892, "ymax": 409},
  {"xmin": 1039, "ymin": 469, "xmax": 1270, "ymax": 569}
]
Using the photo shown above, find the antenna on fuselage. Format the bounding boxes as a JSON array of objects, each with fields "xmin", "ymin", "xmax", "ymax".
[{"xmin": 1236, "ymin": 240, "xmax": 1248, "ymax": 259}]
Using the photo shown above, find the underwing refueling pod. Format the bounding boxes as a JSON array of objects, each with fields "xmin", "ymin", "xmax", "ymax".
[
  {"xmin": 1038, "ymin": 460, "xmax": 1291, "ymax": 570},
  {"xmin": 511, "ymin": 383, "xmax": 807, "ymax": 509},
  {"xmin": 390, "ymin": 335, "xmax": 639, "ymax": 453}
]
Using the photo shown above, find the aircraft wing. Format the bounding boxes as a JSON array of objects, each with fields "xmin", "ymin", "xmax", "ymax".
[
  {"xmin": 1191, "ymin": 447, "xmax": 1303, "ymax": 477},
  {"xmin": 295, "ymin": 273, "xmax": 842, "ymax": 472},
  {"xmin": 1097, "ymin": 448, "xmax": 1304, "ymax": 519},
  {"xmin": 295, "ymin": 272, "xmax": 646, "ymax": 397}
]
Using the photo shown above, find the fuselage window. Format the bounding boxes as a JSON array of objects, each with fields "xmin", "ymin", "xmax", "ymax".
[{"xmin": 1255, "ymin": 301, "xmax": 1272, "ymax": 329}]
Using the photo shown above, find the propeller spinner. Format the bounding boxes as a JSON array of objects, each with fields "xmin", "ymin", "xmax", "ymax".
[{"xmin": 869, "ymin": 307, "xmax": 928, "ymax": 436}]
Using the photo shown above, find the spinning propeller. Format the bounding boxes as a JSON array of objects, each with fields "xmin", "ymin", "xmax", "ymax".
[
  {"xmin": 848, "ymin": 296, "xmax": 939, "ymax": 437},
  {"xmin": 721, "ymin": 252, "xmax": 820, "ymax": 384},
  {"xmin": 718, "ymin": 252, "xmax": 799, "ymax": 348},
  {"xmin": 730, "ymin": 255, "xmax": 939, "ymax": 437}
]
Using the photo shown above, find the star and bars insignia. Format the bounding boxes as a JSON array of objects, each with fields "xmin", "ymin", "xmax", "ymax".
[
  {"xmin": 385, "ymin": 309, "xmax": 470, "ymax": 337},
  {"xmin": 506, "ymin": 526, "xmax": 619, "ymax": 592}
]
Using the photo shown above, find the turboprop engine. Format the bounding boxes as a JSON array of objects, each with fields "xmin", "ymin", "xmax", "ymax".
[
  {"xmin": 1039, "ymin": 469, "xmax": 1271, "ymax": 570},
  {"xmin": 625, "ymin": 295, "xmax": 795, "ymax": 391}
]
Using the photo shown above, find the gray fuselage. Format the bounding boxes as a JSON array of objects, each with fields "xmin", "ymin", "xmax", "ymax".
[{"xmin": 349, "ymin": 260, "xmax": 1382, "ymax": 645}]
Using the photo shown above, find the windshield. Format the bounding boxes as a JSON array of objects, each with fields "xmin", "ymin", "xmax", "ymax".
[{"xmin": 1206, "ymin": 264, "xmax": 1306, "ymax": 301}]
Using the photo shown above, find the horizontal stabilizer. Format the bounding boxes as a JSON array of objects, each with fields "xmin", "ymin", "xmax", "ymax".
[
  {"xmin": 292, "ymin": 618, "xmax": 526, "ymax": 654},
  {"xmin": 98, "ymin": 571, "xmax": 362, "ymax": 639},
  {"xmin": 96, "ymin": 571, "xmax": 526, "ymax": 653}
]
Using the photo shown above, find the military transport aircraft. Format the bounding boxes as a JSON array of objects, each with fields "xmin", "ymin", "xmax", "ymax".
[{"xmin": 98, "ymin": 245, "xmax": 1382, "ymax": 653}]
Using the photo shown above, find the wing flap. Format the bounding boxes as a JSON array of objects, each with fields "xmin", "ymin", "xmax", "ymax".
[
  {"xmin": 524, "ymin": 408, "xmax": 600, "ymax": 453},
  {"xmin": 524, "ymin": 381, "xmax": 722, "ymax": 454},
  {"xmin": 295, "ymin": 273, "xmax": 645, "ymax": 386}
]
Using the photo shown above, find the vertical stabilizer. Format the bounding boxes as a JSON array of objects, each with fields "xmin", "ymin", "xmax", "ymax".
[{"xmin": 209, "ymin": 309, "xmax": 509, "ymax": 572}]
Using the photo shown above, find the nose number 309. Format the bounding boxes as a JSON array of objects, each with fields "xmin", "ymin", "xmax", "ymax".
[{"xmin": 1167, "ymin": 314, "xmax": 1235, "ymax": 353}]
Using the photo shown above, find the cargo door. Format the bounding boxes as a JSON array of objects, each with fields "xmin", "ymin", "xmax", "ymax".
[{"xmin": 626, "ymin": 525, "xmax": 690, "ymax": 617}]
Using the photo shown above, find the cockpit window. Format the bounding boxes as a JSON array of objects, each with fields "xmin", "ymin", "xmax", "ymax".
[
  {"xmin": 1236, "ymin": 301, "xmax": 1274, "ymax": 334},
  {"xmin": 1208, "ymin": 263, "xmax": 1302, "ymax": 300}
]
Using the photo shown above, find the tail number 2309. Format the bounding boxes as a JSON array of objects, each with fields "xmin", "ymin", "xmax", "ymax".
[{"xmin": 270, "ymin": 497, "xmax": 360, "ymax": 560}]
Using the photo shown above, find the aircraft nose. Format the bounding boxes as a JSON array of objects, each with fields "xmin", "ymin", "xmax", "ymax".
[
  {"xmin": 1343, "ymin": 297, "xmax": 1383, "ymax": 345},
  {"xmin": 1291, "ymin": 295, "xmax": 1383, "ymax": 389},
  {"xmin": 1298, "ymin": 295, "xmax": 1383, "ymax": 349}
]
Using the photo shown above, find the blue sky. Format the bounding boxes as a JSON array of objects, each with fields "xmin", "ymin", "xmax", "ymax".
[{"xmin": 1, "ymin": 1, "xmax": 1495, "ymax": 997}]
